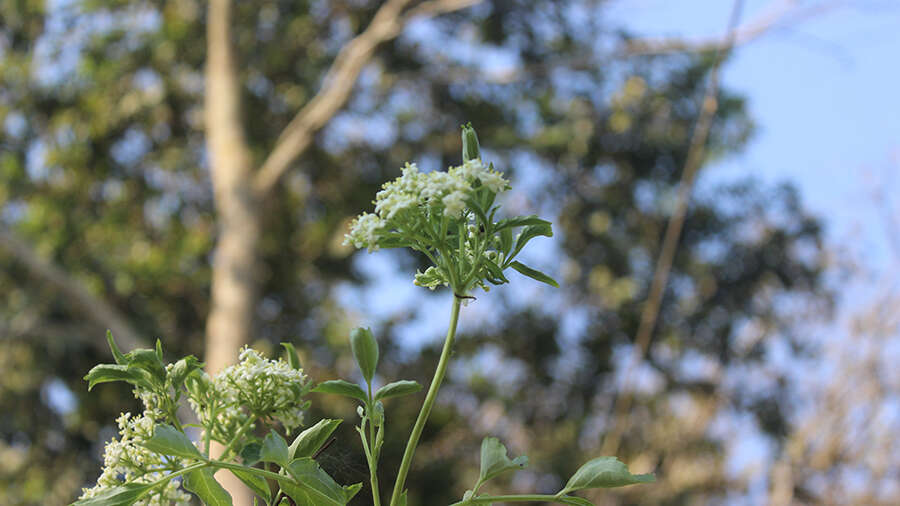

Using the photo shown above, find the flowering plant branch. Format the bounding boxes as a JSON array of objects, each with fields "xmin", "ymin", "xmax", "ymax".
[{"xmin": 75, "ymin": 125, "xmax": 653, "ymax": 506}]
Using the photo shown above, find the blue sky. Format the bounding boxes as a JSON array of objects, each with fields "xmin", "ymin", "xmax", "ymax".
[{"xmin": 609, "ymin": 0, "xmax": 900, "ymax": 262}]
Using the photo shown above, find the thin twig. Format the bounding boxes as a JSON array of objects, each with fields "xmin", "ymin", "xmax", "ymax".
[{"xmin": 599, "ymin": 0, "xmax": 747, "ymax": 457}]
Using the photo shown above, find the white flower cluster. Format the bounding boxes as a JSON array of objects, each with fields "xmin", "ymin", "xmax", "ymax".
[
  {"xmin": 78, "ymin": 412, "xmax": 193, "ymax": 505},
  {"xmin": 344, "ymin": 160, "xmax": 509, "ymax": 252},
  {"xmin": 212, "ymin": 347, "xmax": 311, "ymax": 434}
]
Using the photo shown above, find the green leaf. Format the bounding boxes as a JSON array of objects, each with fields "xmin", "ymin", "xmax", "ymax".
[
  {"xmin": 280, "ymin": 342, "xmax": 302, "ymax": 370},
  {"xmin": 155, "ymin": 339, "xmax": 164, "ymax": 361},
  {"xmin": 71, "ymin": 482, "xmax": 153, "ymax": 505},
  {"xmin": 230, "ymin": 468, "xmax": 271, "ymax": 503},
  {"xmin": 289, "ymin": 419, "xmax": 341, "ymax": 459},
  {"xmin": 509, "ymin": 223, "xmax": 553, "ymax": 260},
  {"xmin": 499, "ymin": 227, "xmax": 513, "ymax": 256},
  {"xmin": 84, "ymin": 364, "xmax": 154, "ymax": 391},
  {"xmin": 374, "ymin": 380, "xmax": 423, "ymax": 401},
  {"xmin": 465, "ymin": 197, "xmax": 491, "ymax": 234},
  {"xmin": 142, "ymin": 424, "xmax": 203, "ymax": 460},
  {"xmin": 279, "ymin": 458, "xmax": 360, "ymax": 505},
  {"xmin": 312, "ymin": 380, "xmax": 367, "ymax": 403},
  {"xmin": 124, "ymin": 348, "xmax": 166, "ymax": 382},
  {"xmin": 479, "ymin": 437, "xmax": 528, "ymax": 485},
  {"xmin": 397, "ymin": 490, "xmax": 408, "ymax": 506},
  {"xmin": 559, "ymin": 457, "xmax": 655, "ymax": 495},
  {"xmin": 239, "ymin": 441, "xmax": 262, "ymax": 465},
  {"xmin": 106, "ymin": 330, "xmax": 127, "ymax": 365},
  {"xmin": 184, "ymin": 468, "xmax": 233, "ymax": 506},
  {"xmin": 508, "ymin": 261, "xmax": 559, "ymax": 288},
  {"xmin": 494, "ymin": 215, "xmax": 551, "ymax": 232},
  {"xmin": 168, "ymin": 356, "xmax": 203, "ymax": 389},
  {"xmin": 461, "ymin": 122, "xmax": 481, "ymax": 162},
  {"xmin": 260, "ymin": 430, "xmax": 290, "ymax": 467},
  {"xmin": 349, "ymin": 327, "xmax": 379, "ymax": 384},
  {"xmin": 482, "ymin": 259, "xmax": 510, "ymax": 285}
]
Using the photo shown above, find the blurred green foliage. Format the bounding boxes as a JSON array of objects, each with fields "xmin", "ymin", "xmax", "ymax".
[{"xmin": 0, "ymin": 1, "xmax": 827, "ymax": 504}]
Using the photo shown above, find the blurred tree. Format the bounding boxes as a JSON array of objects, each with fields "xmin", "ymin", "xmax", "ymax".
[{"xmin": 0, "ymin": 1, "xmax": 830, "ymax": 505}]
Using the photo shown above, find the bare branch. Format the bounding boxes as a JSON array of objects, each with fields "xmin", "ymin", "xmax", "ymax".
[
  {"xmin": 619, "ymin": 0, "xmax": 844, "ymax": 56},
  {"xmin": 600, "ymin": 0, "xmax": 746, "ymax": 457},
  {"xmin": 0, "ymin": 226, "xmax": 148, "ymax": 352},
  {"xmin": 252, "ymin": 0, "xmax": 480, "ymax": 195}
]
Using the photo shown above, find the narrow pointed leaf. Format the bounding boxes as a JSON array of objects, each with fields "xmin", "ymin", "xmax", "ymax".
[
  {"xmin": 374, "ymin": 380, "xmax": 423, "ymax": 401},
  {"xmin": 106, "ymin": 330, "xmax": 127, "ymax": 365},
  {"xmin": 559, "ymin": 457, "xmax": 655, "ymax": 494},
  {"xmin": 494, "ymin": 215, "xmax": 551, "ymax": 231},
  {"xmin": 184, "ymin": 468, "xmax": 232, "ymax": 506},
  {"xmin": 142, "ymin": 424, "xmax": 203, "ymax": 460},
  {"xmin": 479, "ymin": 437, "xmax": 528, "ymax": 484},
  {"xmin": 71, "ymin": 482, "xmax": 153, "ymax": 505},
  {"xmin": 281, "ymin": 342, "xmax": 302, "ymax": 370},
  {"xmin": 509, "ymin": 223, "xmax": 553, "ymax": 260},
  {"xmin": 312, "ymin": 380, "xmax": 367, "ymax": 402},
  {"xmin": 508, "ymin": 261, "xmax": 559, "ymax": 288},
  {"xmin": 290, "ymin": 419, "xmax": 342, "ymax": 459}
]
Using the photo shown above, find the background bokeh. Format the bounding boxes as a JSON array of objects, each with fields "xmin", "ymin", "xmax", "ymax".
[{"xmin": 1, "ymin": 0, "xmax": 898, "ymax": 504}]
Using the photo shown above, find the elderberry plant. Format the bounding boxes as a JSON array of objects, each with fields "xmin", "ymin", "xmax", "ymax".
[{"xmin": 75, "ymin": 125, "xmax": 653, "ymax": 506}]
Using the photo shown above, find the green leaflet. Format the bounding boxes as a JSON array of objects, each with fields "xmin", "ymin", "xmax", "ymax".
[
  {"xmin": 559, "ymin": 457, "xmax": 655, "ymax": 495},
  {"xmin": 312, "ymin": 379, "xmax": 368, "ymax": 402},
  {"xmin": 184, "ymin": 468, "xmax": 232, "ymax": 506},
  {"xmin": 374, "ymin": 380, "xmax": 423, "ymax": 401},
  {"xmin": 142, "ymin": 424, "xmax": 203, "ymax": 460}
]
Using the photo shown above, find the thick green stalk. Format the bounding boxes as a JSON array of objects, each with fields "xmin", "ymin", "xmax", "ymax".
[{"xmin": 389, "ymin": 296, "xmax": 462, "ymax": 506}]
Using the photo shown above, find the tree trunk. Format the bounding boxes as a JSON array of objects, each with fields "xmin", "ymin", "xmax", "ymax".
[{"xmin": 205, "ymin": 0, "xmax": 257, "ymax": 504}]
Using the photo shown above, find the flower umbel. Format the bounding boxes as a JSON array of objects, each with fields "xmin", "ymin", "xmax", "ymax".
[{"xmin": 343, "ymin": 124, "xmax": 556, "ymax": 296}]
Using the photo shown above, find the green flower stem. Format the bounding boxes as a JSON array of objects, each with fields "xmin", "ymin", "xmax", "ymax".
[
  {"xmin": 366, "ymin": 383, "xmax": 383, "ymax": 506},
  {"xmin": 450, "ymin": 495, "xmax": 582, "ymax": 505},
  {"xmin": 389, "ymin": 295, "xmax": 462, "ymax": 506},
  {"xmin": 218, "ymin": 415, "xmax": 257, "ymax": 461}
]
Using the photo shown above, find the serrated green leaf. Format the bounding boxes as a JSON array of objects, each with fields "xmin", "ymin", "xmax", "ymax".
[
  {"xmin": 312, "ymin": 380, "xmax": 367, "ymax": 402},
  {"xmin": 71, "ymin": 482, "xmax": 153, "ymax": 505},
  {"xmin": 142, "ymin": 424, "xmax": 203, "ymax": 460},
  {"xmin": 260, "ymin": 431, "xmax": 290, "ymax": 467},
  {"xmin": 509, "ymin": 223, "xmax": 553, "ymax": 260},
  {"xmin": 508, "ymin": 261, "xmax": 559, "ymax": 287},
  {"xmin": 349, "ymin": 327, "xmax": 379, "ymax": 385},
  {"xmin": 559, "ymin": 457, "xmax": 655, "ymax": 495},
  {"xmin": 184, "ymin": 468, "xmax": 232, "ymax": 506},
  {"xmin": 106, "ymin": 330, "xmax": 127, "ymax": 365},
  {"xmin": 479, "ymin": 437, "xmax": 528, "ymax": 484},
  {"xmin": 289, "ymin": 419, "xmax": 341, "ymax": 459},
  {"xmin": 230, "ymin": 467, "xmax": 271, "ymax": 503},
  {"xmin": 280, "ymin": 342, "xmax": 302, "ymax": 370},
  {"xmin": 84, "ymin": 364, "xmax": 154, "ymax": 391},
  {"xmin": 374, "ymin": 380, "xmax": 423, "ymax": 401}
]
